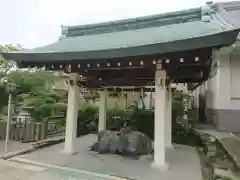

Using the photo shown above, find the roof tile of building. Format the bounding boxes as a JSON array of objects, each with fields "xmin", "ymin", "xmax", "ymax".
[{"xmin": 62, "ymin": 8, "xmax": 202, "ymax": 37}]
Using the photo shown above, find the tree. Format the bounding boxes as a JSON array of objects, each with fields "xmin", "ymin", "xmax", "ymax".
[
  {"xmin": 7, "ymin": 70, "xmax": 68, "ymax": 121},
  {"xmin": 7, "ymin": 70, "xmax": 57, "ymax": 94},
  {"xmin": 20, "ymin": 91, "xmax": 67, "ymax": 121},
  {"xmin": 0, "ymin": 85, "xmax": 8, "ymax": 111},
  {"xmin": 0, "ymin": 45, "xmax": 68, "ymax": 120},
  {"xmin": 0, "ymin": 44, "xmax": 21, "ymax": 81},
  {"xmin": 0, "ymin": 44, "xmax": 22, "ymax": 112}
]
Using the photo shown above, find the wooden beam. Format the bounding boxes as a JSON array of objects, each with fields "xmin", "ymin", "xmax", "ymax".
[
  {"xmin": 78, "ymin": 78, "xmax": 154, "ymax": 87},
  {"xmin": 82, "ymin": 87, "xmax": 155, "ymax": 92}
]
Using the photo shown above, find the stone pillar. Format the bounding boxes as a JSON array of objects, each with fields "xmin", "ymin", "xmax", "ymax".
[
  {"xmin": 35, "ymin": 123, "xmax": 41, "ymax": 141},
  {"xmin": 98, "ymin": 89, "xmax": 107, "ymax": 132},
  {"xmin": 64, "ymin": 74, "xmax": 80, "ymax": 154},
  {"xmin": 152, "ymin": 69, "xmax": 168, "ymax": 170},
  {"xmin": 165, "ymin": 85, "xmax": 172, "ymax": 148},
  {"xmin": 40, "ymin": 120, "xmax": 48, "ymax": 140}
]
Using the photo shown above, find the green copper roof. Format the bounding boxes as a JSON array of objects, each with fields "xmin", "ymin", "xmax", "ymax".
[
  {"xmin": 17, "ymin": 20, "xmax": 232, "ymax": 52},
  {"xmin": 2, "ymin": 5, "xmax": 240, "ymax": 62},
  {"xmin": 62, "ymin": 8, "xmax": 202, "ymax": 37}
]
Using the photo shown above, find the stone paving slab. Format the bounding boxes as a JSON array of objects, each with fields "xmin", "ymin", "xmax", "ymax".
[
  {"xmin": 196, "ymin": 128, "xmax": 240, "ymax": 170},
  {"xmin": 16, "ymin": 134, "xmax": 202, "ymax": 180},
  {"xmin": 196, "ymin": 129, "xmax": 232, "ymax": 139},
  {"xmin": 219, "ymin": 137, "xmax": 240, "ymax": 168}
]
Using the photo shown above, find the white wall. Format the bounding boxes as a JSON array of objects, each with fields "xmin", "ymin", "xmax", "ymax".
[
  {"xmin": 193, "ymin": 47, "xmax": 240, "ymax": 111},
  {"xmin": 230, "ymin": 53, "xmax": 240, "ymax": 99},
  {"xmin": 217, "ymin": 51, "xmax": 240, "ymax": 110},
  {"xmin": 183, "ymin": 47, "xmax": 240, "ymax": 131}
]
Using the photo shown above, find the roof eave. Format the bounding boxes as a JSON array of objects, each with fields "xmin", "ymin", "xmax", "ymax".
[{"xmin": 2, "ymin": 29, "xmax": 239, "ymax": 63}]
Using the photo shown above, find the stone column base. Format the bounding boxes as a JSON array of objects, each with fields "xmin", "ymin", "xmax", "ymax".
[
  {"xmin": 165, "ymin": 145, "xmax": 173, "ymax": 149},
  {"xmin": 61, "ymin": 149, "xmax": 78, "ymax": 155},
  {"xmin": 151, "ymin": 162, "xmax": 169, "ymax": 171}
]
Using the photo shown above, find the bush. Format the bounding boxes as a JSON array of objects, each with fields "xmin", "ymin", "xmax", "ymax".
[
  {"xmin": 106, "ymin": 107, "xmax": 128, "ymax": 130},
  {"xmin": 130, "ymin": 110, "xmax": 154, "ymax": 139},
  {"xmin": 76, "ymin": 90, "xmax": 201, "ymax": 147},
  {"xmin": 76, "ymin": 105, "xmax": 135, "ymax": 136},
  {"xmin": 172, "ymin": 123, "xmax": 203, "ymax": 147},
  {"xmin": 0, "ymin": 84, "xmax": 8, "ymax": 112},
  {"xmin": 77, "ymin": 104, "xmax": 98, "ymax": 137},
  {"xmin": 172, "ymin": 90, "xmax": 185, "ymax": 123}
]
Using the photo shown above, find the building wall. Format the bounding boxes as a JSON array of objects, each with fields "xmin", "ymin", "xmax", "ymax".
[
  {"xmin": 193, "ymin": 47, "xmax": 240, "ymax": 132},
  {"xmin": 230, "ymin": 53, "xmax": 240, "ymax": 102}
]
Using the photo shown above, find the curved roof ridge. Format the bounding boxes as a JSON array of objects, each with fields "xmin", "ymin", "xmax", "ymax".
[
  {"xmin": 212, "ymin": 10, "xmax": 235, "ymax": 29},
  {"xmin": 213, "ymin": 1, "xmax": 240, "ymax": 28},
  {"xmin": 61, "ymin": 7, "xmax": 202, "ymax": 37}
]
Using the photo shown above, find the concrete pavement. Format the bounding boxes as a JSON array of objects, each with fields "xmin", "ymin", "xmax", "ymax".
[
  {"xmin": 14, "ymin": 134, "xmax": 202, "ymax": 180},
  {"xmin": 0, "ymin": 159, "xmax": 127, "ymax": 180}
]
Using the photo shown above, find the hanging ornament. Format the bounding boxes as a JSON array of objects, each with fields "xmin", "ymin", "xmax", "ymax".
[
  {"xmin": 132, "ymin": 86, "xmax": 135, "ymax": 97},
  {"xmin": 141, "ymin": 88, "xmax": 144, "ymax": 98},
  {"xmin": 121, "ymin": 87, "xmax": 124, "ymax": 98},
  {"xmin": 150, "ymin": 86, "xmax": 153, "ymax": 109}
]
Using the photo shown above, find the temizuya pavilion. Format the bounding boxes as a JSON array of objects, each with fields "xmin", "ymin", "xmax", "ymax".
[{"xmin": 2, "ymin": 5, "xmax": 240, "ymax": 169}]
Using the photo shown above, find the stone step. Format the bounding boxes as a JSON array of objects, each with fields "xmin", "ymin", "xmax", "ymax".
[
  {"xmin": 212, "ymin": 160, "xmax": 234, "ymax": 171},
  {"xmin": 213, "ymin": 167, "xmax": 235, "ymax": 179}
]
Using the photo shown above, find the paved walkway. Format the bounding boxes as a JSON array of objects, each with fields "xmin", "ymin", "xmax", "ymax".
[
  {"xmin": 0, "ymin": 159, "xmax": 118, "ymax": 180},
  {"xmin": 14, "ymin": 134, "xmax": 202, "ymax": 180}
]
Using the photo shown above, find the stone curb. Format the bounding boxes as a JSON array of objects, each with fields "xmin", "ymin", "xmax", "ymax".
[
  {"xmin": 0, "ymin": 136, "xmax": 65, "ymax": 160},
  {"xmin": 0, "ymin": 146, "xmax": 37, "ymax": 160}
]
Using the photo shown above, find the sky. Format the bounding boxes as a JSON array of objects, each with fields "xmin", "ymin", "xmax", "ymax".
[{"xmin": 0, "ymin": 0, "xmax": 231, "ymax": 49}]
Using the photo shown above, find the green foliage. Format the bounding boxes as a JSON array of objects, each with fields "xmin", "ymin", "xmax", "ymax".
[
  {"xmin": 0, "ymin": 44, "xmax": 22, "ymax": 111},
  {"xmin": 1, "ymin": 69, "xmax": 68, "ymax": 121},
  {"xmin": 172, "ymin": 90, "xmax": 185, "ymax": 124},
  {"xmin": 31, "ymin": 104, "xmax": 53, "ymax": 122},
  {"xmin": 51, "ymin": 102, "xmax": 67, "ymax": 115},
  {"xmin": 0, "ymin": 44, "xmax": 21, "ymax": 80},
  {"xmin": 130, "ymin": 110, "xmax": 154, "ymax": 139},
  {"xmin": 106, "ymin": 107, "xmax": 127, "ymax": 130},
  {"xmin": 0, "ymin": 84, "xmax": 8, "ymax": 111},
  {"xmin": 76, "ymin": 90, "xmax": 201, "ymax": 147},
  {"xmin": 17, "ymin": 90, "xmax": 67, "ymax": 122},
  {"xmin": 108, "ymin": 92, "xmax": 120, "ymax": 98},
  {"xmin": 77, "ymin": 104, "xmax": 98, "ymax": 136},
  {"xmin": 7, "ymin": 70, "xmax": 57, "ymax": 94},
  {"xmin": 172, "ymin": 123, "xmax": 203, "ymax": 146},
  {"xmin": 76, "ymin": 104, "xmax": 135, "ymax": 137}
]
